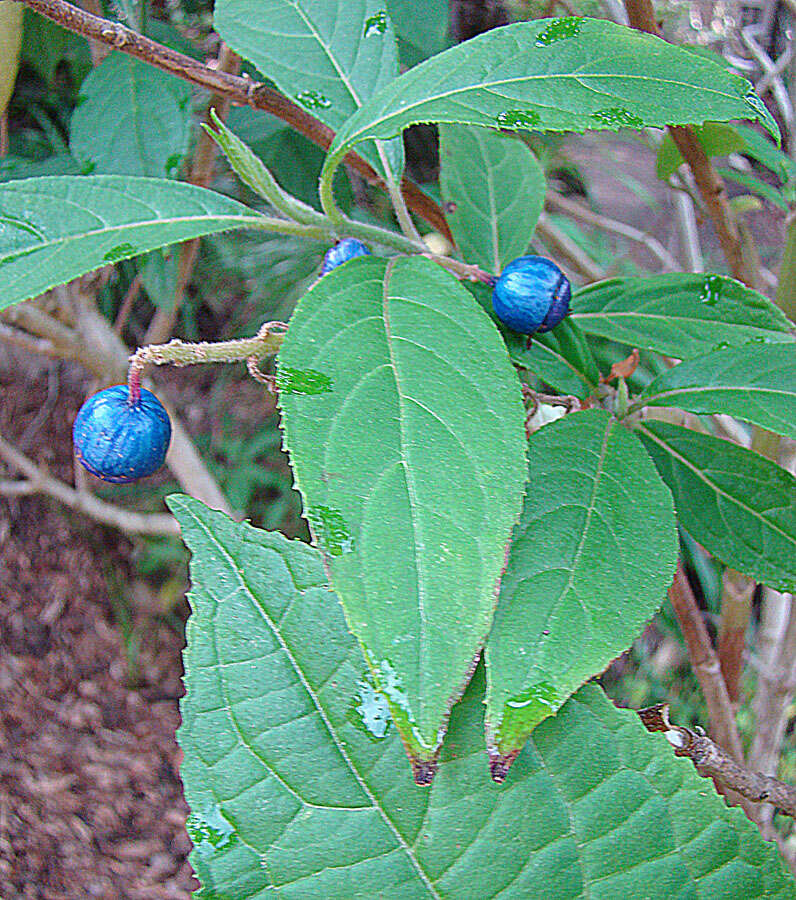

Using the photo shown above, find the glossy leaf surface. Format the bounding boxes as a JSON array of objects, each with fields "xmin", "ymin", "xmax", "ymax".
[
  {"xmin": 325, "ymin": 16, "xmax": 778, "ymax": 168},
  {"xmin": 172, "ymin": 496, "xmax": 795, "ymax": 899},
  {"xmin": 0, "ymin": 175, "xmax": 268, "ymax": 311},
  {"xmin": 214, "ymin": 0, "xmax": 403, "ymax": 180},
  {"xmin": 637, "ymin": 422, "xmax": 796, "ymax": 592},
  {"xmin": 640, "ymin": 345, "xmax": 796, "ymax": 439},
  {"xmin": 70, "ymin": 53, "xmax": 191, "ymax": 177},
  {"xmin": 571, "ymin": 274, "xmax": 794, "ymax": 359},
  {"xmin": 485, "ymin": 411, "xmax": 678, "ymax": 769},
  {"xmin": 277, "ymin": 256, "xmax": 527, "ymax": 770},
  {"xmin": 439, "ymin": 124, "xmax": 545, "ymax": 273}
]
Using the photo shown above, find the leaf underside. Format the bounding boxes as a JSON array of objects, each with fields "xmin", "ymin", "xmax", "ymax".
[
  {"xmin": 277, "ymin": 256, "xmax": 527, "ymax": 772},
  {"xmin": 171, "ymin": 496, "xmax": 795, "ymax": 899}
]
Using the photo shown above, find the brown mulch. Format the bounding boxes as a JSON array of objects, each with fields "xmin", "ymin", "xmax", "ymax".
[{"xmin": 0, "ymin": 358, "xmax": 196, "ymax": 899}]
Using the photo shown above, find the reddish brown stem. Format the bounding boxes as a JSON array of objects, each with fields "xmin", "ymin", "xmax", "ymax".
[
  {"xmin": 624, "ymin": 0, "xmax": 762, "ymax": 290},
  {"xmin": 17, "ymin": 0, "xmax": 453, "ymax": 242}
]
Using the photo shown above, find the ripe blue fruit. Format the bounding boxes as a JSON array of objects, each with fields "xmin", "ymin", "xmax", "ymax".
[
  {"xmin": 492, "ymin": 255, "xmax": 571, "ymax": 334},
  {"xmin": 73, "ymin": 385, "xmax": 171, "ymax": 483},
  {"xmin": 320, "ymin": 238, "xmax": 371, "ymax": 275}
]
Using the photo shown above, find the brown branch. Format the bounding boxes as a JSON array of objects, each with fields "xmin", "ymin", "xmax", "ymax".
[
  {"xmin": 717, "ymin": 568, "xmax": 755, "ymax": 704},
  {"xmin": 668, "ymin": 561, "xmax": 746, "ymax": 762},
  {"xmin": 17, "ymin": 0, "xmax": 453, "ymax": 242},
  {"xmin": 623, "ymin": 0, "xmax": 762, "ymax": 290},
  {"xmin": 0, "ymin": 433, "xmax": 179, "ymax": 536},
  {"xmin": 639, "ymin": 703, "xmax": 796, "ymax": 817}
]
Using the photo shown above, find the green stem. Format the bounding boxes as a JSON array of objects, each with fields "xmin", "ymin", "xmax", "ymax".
[{"xmin": 776, "ymin": 213, "xmax": 796, "ymax": 322}]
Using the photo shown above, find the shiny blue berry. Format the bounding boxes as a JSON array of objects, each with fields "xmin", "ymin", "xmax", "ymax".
[
  {"xmin": 492, "ymin": 255, "xmax": 571, "ymax": 335},
  {"xmin": 73, "ymin": 385, "xmax": 171, "ymax": 483},
  {"xmin": 321, "ymin": 238, "xmax": 371, "ymax": 275}
]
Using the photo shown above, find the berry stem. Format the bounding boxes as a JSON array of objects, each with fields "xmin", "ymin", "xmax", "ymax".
[{"xmin": 127, "ymin": 322, "xmax": 288, "ymax": 397}]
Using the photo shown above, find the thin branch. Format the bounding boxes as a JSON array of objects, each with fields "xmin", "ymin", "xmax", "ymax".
[
  {"xmin": 0, "ymin": 433, "xmax": 179, "ymax": 536},
  {"xmin": 717, "ymin": 568, "xmax": 755, "ymax": 704},
  {"xmin": 16, "ymin": 0, "xmax": 454, "ymax": 243},
  {"xmin": 639, "ymin": 703, "xmax": 796, "ymax": 817},
  {"xmin": 545, "ymin": 189, "xmax": 680, "ymax": 271},
  {"xmin": 668, "ymin": 561, "xmax": 746, "ymax": 763},
  {"xmin": 624, "ymin": 0, "xmax": 762, "ymax": 289}
]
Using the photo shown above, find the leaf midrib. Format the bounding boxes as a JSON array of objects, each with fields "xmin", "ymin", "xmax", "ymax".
[
  {"xmin": 341, "ymin": 69, "xmax": 749, "ymax": 147},
  {"xmin": 643, "ymin": 384, "xmax": 795, "ymax": 404},
  {"xmin": 0, "ymin": 213, "xmax": 268, "ymax": 263},
  {"xmin": 175, "ymin": 498, "xmax": 440, "ymax": 898},
  {"xmin": 381, "ymin": 258, "xmax": 431, "ymax": 735}
]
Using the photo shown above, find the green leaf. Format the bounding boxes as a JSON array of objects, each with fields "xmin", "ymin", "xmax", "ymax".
[
  {"xmin": 572, "ymin": 273, "xmax": 794, "ymax": 359},
  {"xmin": 214, "ymin": 0, "xmax": 404, "ymax": 181},
  {"xmin": 439, "ymin": 125, "xmax": 545, "ymax": 274},
  {"xmin": 277, "ymin": 256, "xmax": 527, "ymax": 773},
  {"xmin": 387, "ymin": 0, "xmax": 449, "ymax": 67},
  {"xmin": 0, "ymin": 175, "xmax": 270, "ymax": 312},
  {"xmin": 734, "ymin": 123, "xmax": 796, "ymax": 186},
  {"xmin": 171, "ymin": 495, "xmax": 795, "ymax": 898},
  {"xmin": 325, "ymin": 16, "xmax": 779, "ymax": 170},
  {"xmin": 0, "ymin": 153, "xmax": 80, "ymax": 183},
  {"xmin": 69, "ymin": 53, "xmax": 191, "ymax": 178},
  {"xmin": 636, "ymin": 421, "xmax": 796, "ymax": 592},
  {"xmin": 639, "ymin": 345, "xmax": 796, "ymax": 439},
  {"xmin": 485, "ymin": 410, "xmax": 678, "ymax": 771},
  {"xmin": 138, "ymin": 249, "xmax": 178, "ymax": 309},
  {"xmin": 22, "ymin": 8, "xmax": 91, "ymax": 85},
  {"xmin": 656, "ymin": 123, "xmax": 744, "ymax": 179}
]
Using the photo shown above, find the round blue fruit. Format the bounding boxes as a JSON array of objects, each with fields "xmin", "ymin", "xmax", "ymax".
[
  {"xmin": 73, "ymin": 385, "xmax": 172, "ymax": 483},
  {"xmin": 492, "ymin": 256, "xmax": 571, "ymax": 335},
  {"xmin": 320, "ymin": 238, "xmax": 371, "ymax": 275}
]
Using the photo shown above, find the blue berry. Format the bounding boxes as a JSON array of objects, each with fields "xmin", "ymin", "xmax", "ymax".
[
  {"xmin": 492, "ymin": 256, "xmax": 571, "ymax": 335},
  {"xmin": 73, "ymin": 385, "xmax": 171, "ymax": 483},
  {"xmin": 321, "ymin": 238, "xmax": 371, "ymax": 275}
]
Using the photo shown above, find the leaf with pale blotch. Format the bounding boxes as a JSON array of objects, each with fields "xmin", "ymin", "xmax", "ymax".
[
  {"xmin": 277, "ymin": 255, "xmax": 527, "ymax": 778},
  {"xmin": 324, "ymin": 16, "xmax": 778, "ymax": 172},
  {"xmin": 637, "ymin": 421, "xmax": 796, "ymax": 592},
  {"xmin": 171, "ymin": 495, "xmax": 795, "ymax": 898},
  {"xmin": 0, "ymin": 176, "xmax": 270, "ymax": 311},
  {"xmin": 485, "ymin": 410, "xmax": 678, "ymax": 777},
  {"xmin": 572, "ymin": 273, "xmax": 794, "ymax": 359},
  {"xmin": 214, "ymin": 0, "xmax": 403, "ymax": 182},
  {"xmin": 439, "ymin": 124, "xmax": 545, "ymax": 274},
  {"xmin": 639, "ymin": 345, "xmax": 796, "ymax": 439}
]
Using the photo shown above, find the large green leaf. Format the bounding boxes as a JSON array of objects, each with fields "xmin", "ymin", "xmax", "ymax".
[
  {"xmin": 69, "ymin": 53, "xmax": 191, "ymax": 178},
  {"xmin": 277, "ymin": 256, "xmax": 527, "ymax": 774},
  {"xmin": 324, "ymin": 16, "xmax": 778, "ymax": 172},
  {"xmin": 171, "ymin": 495, "xmax": 795, "ymax": 898},
  {"xmin": 439, "ymin": 125, "xmax": 545, "ymax": 273},
  {"xmin": 637, "ymin": 421, "xmax": 796, "ymax": 592},
  {"xmin": 485, "ymin": 410, "xmax": 678, "ymax": 774},
  {"xmin": 214, "ymin": 0, "xmax": 403, "ymax": 181},
  {"xmin": 572, "ymin": 274, "xmax": 794, "ymax": 359},
  {"xmin": 639, "ymin": 345, "xmax": 796, "ymax": 439},
  {"xmin": 0, "ymin": 175, "xmax": 270, "ymax": 311}
]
